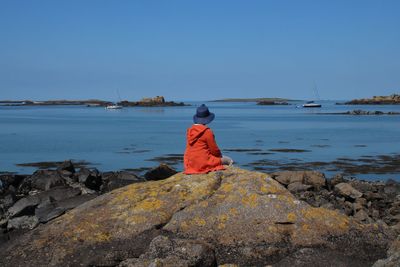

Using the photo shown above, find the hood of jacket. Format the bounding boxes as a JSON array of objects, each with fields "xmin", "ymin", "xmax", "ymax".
[{"xmin": 187, "ymin": 124, "xmax": 209, "ymax": 145}]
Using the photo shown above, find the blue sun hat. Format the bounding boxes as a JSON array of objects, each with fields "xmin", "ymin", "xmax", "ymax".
[{"xmin": 193, "ymin": 104, "xmax": 215, "ymax": 124}]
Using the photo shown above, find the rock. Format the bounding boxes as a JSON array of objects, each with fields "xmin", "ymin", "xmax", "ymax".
[
  {"xmin": 287, "ymin": 182, "xmax": 312, "ymax": 193},
  {"xmin": 384, "ymin": 179, "xmax": 400, "ymax": 196},
  {"xmin": 8, "ymin": 186, "xmax": 81, "ymax": 218},
  {"xmin": 0, "ymin": 167, "xmax": 394, "ymax": 267},
  {"xmin": 303, "ymin": 171, "xmax": 326, "ymax": 188},
  {"xmin": 355, "ymin": 197, "xmax": 367, "ymax": 206},
  {"xmin": 35, "ymin": 194, "xmax": 96, "ymax": 224},
  {"xmin": 364, "ymin": 191, "xmax": 384, "ymax": 201},
  {"xmin": 30, "ymin": 170, "xmax": 66, "ymax": 191},
  {"xmin": 353, "ymin": 202, "xmax": 364, "ymax": 212},
  {"xmin": 330, "ymin": 174, "xmax": 346, "ymax": 187},
  {"xmin": 144, "ymin": 164, "xmax": 178, "ymax": 181},
  {"xmin": 38, "ymin": 186, "xmax": 81, "ymax": 202},
  {"xmin": 57, "ymin": 160, "xmax": 75, "ymax": 173},
  {"xmin": 7, "ymin": 195, "xmax": 41, "ymax": 217},
  {"xmin": 271, "ymin": 171, "xmax": 303, "ymax": 185},
  {"xmin": 78, "ymin": 168, "xmax": 102, "ymax": 191},
  {"xmin": 350, "ymin": 180, "xmax": 381, "ymax": 194},
  {"xmin": 0, "ymin": 174, "xmax": 26, "ymax": 190},
  {"xmin": 7, "ymin": 216, "xmax": 39, "ymax": 230},
  {"xmin": 334, "ymin": 183, "xmax": 363, "ymax": 199},
  {"xmin": 135, "ymin": 235, "xmax": 216, "ymax": 267},
  {"xmin": 373, "ymin": 237, "xmax": 400, "ymax": 267},
  {"xmin": 57, "ymin": 194, "xmax": 97, "ymax": 210},
  {"xmin": 274, "ymin": 247, "xmax": 372, "ymax": 267},
  {"xmin": 272, "ymin": 171, "xmax": 326, "ymax": 188},
  {"xmin": 0, "ymin": 193, "xmax": 16, "ymax": 210},
  {"xmin": 119, "ymin": 257, "xmax": 189, "ymax": 267},
  {"xmin": 101, "ymin": 172, "xmax": 142, "ymax": 192},
  {"xmin": 354, "ymin": 209, "xmax": 370, "ymax": 222},
  {"xmin": 35, "ymin": 202, "xmax": 66, "ymax": 223}
]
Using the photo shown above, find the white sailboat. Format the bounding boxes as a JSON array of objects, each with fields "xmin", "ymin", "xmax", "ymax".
[
  {"xmin": 106, "ymin": 89, "xmax": 123, "ymax": 109},
  {"xmin": 105, "ymin": 104, "xmax": 122, "ymax": 109},
  {"xmin": 303, "ymin": 83, "xmax": 322, "ymax": 108}
]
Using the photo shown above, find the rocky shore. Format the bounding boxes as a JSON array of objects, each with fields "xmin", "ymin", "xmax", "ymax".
[
  {"xmin": 257, "ymin": 100, "xmax": 290, "ymax": 105},
  {"xmin": 319, "ymin": 110, "xmax": 400, "ymax": 115},
  {"xmin": 0, "ymin": 161, "xmax": 176, "ymax": 240},
  {"xmin": 212, "ymin": 97, "xmax": 290, "ymax": 102},
  {"xmin": 339, "ymin": 94, "xmax": 400, "ymax": 105},
  {"xmin": 0, "ymin": 162, "xmax": 399, "ymax": 266}
]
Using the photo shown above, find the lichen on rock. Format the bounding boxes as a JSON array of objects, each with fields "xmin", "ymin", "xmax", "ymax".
[{"xmin": 0, "ymin": 167, "xmax": 395, "ymax": 267}]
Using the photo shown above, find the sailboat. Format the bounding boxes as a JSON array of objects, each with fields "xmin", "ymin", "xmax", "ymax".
[
  {"xmin": 303, "ymin": 84, "xmax": 322, "ymax": 108},
  {"xmin": 105, "ymin": 104, "xmax": 122, "ymax": 109},
  {"xmin": 106, "ymin": 89, "xmax": 123, "ymax": 109},
  {"xmin": 302, "ymin": 101, "xmax": 321, "ymax": 108}
]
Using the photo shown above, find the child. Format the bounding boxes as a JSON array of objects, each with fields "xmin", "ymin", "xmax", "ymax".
[{"xmin": 184, "ymin": 104, "xmax": 233, "ymax": 174}]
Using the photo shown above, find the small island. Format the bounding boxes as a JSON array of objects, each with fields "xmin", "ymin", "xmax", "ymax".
[
  {"xmin": 212, "ymin": 97, "xmax": 290, "ymax": 103},
  {"xmin": 339, "ymin": 94, "xmax": 400, "ymax": 105},
  {"xmin": 118, "ymin": 96, "xmax": 187, "ymax": 107},
  {"xmin": 257, "ymin": 100, "xmax": 290, "ymax": 105}
]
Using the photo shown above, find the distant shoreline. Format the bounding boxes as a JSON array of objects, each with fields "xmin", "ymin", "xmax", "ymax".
[
  {"xmin": 0, "ymin": 97, "xmax": 187, "ymax": 107},
  {"xmin": 210, "ymin": 97, "xmax": 293, "ymax": 102}
]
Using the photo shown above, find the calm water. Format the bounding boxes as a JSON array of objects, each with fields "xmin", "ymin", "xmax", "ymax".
[{"xmin": 1, "ymin": 101, "xmax": 399, "ymax": 181}]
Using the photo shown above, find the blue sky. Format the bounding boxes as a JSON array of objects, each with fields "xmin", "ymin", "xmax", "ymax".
[{"xmin": 0, "ymin": 0, "xmax": 399, "ymax": 101}]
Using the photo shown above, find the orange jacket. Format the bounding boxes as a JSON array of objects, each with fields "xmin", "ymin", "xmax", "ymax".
[{"xmin": 184, "ymin": 124, "xmax": 225, "ymax": 174}]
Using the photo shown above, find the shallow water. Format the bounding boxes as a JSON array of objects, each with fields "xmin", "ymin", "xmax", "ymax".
[{"xmin": 0, "ymin": 101, "xmax": 399, "ymax": 181}]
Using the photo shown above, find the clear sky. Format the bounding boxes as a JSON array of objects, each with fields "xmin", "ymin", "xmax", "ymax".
[{"xmin": 0, "ymin": 0, "xmax": 399, "ymax": 101}]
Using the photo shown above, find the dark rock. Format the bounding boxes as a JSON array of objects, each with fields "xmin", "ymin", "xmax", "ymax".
[
  {"xmin": 35, "ymin": 203, "xmax": 66, "ymax": 223},
  {"xmin": 57, "ymin": 194, "xmax": 97, "ymax": 210},
  {"xmin": 144, "ymin": 164, "xmax": 177, "ymax": 181},
  {"xmin": 0, "ymin": 174, "xmax": 26, "ymax": 191},
  {"xmin": 7, "ymin": 186, "xmax": 80, "ymax": 218},
  {"xmin": 101, "ymin": 171, "xmax": 142, "ymax": 192},
  {"xmin": 0, "ymin": 193, "xmax": 16, "ymax": 210},
  {"xmin": 7, "ymin": 216, "xmax": 39, "ymax": 230},
  {"xmin": 57, "ymin": 160, "xmax": 75, "ymax": 173},
  {"xmin": 7, "ymin": 195, "xmax": 41, "ymax": 217},
  {"xmin": 30, "ymin": 170, "xmax": 66, "ymax": 191},
  {"xmin": 78, "ymin": 168, "xmax": 102, "ymax": 191}
]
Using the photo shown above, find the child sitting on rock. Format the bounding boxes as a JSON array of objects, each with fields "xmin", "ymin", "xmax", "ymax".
[{"xmin": 184, "ymin": 104, "xmax": 233, "ymax": 174}]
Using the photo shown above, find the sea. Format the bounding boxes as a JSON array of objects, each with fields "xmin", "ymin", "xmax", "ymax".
[{"xmin": 1, "ymin": 100, "xmax": 399, "ymax": 181}]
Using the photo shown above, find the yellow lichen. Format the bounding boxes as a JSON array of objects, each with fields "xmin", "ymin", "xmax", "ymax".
[
  {"xmin": 135, "ymin": 198, "xmax": 164, "ymax": 211},
  {"xmin": 287, "ymin": 212, "xmax": 297, "ymax": 222},
  {"xmin": 192, "ymin": 217, "xmax": 206, "ymax": 227},
  {"xmin": 242, "ymin": 193, "xmax": 259, "ymax": 207},
  {"xmin": 220, "ymin": 183, "xmax": 234, "ymax": 192},
  {"xmin": 229, "ymin": 207, "xmax": 239, "ymax": 216}
]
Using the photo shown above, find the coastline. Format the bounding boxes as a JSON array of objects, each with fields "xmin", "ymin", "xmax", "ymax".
[{"xmin": 0, "ymin": 162, "xmax": 399, "ymax": 266}]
